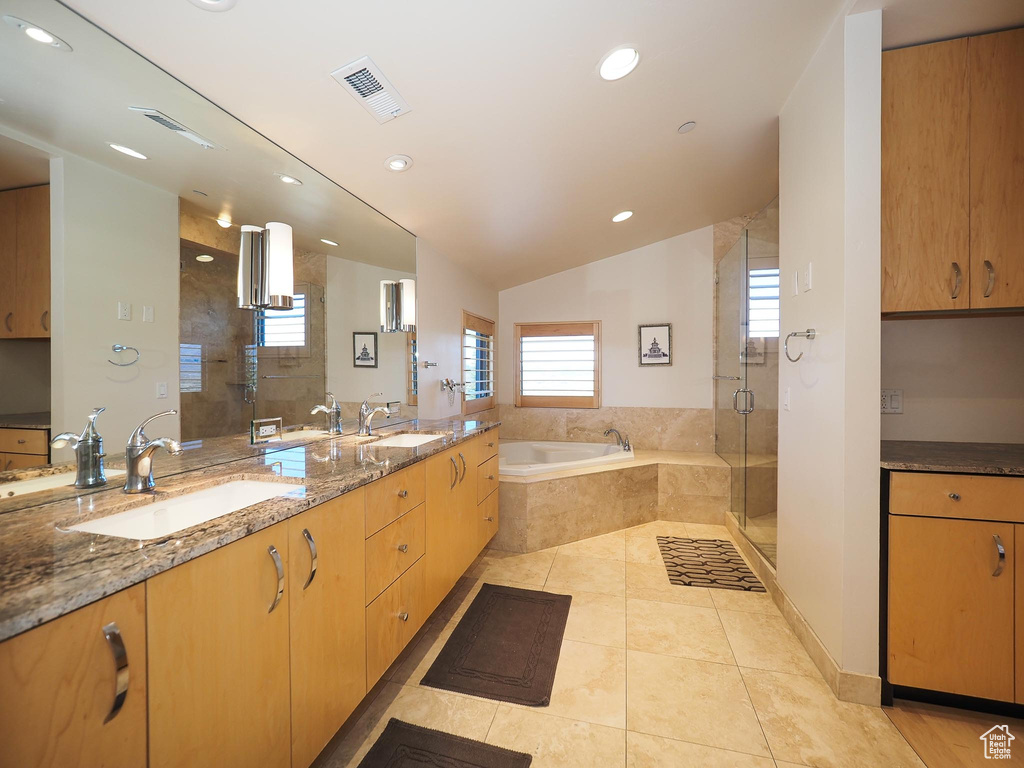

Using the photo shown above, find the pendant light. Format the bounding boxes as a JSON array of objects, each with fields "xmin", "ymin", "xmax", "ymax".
[
  {"xmin": 380, "ymin": 278, "xmax": 416, "ymax": 333},
  {"xmin": 237, "ymin": 222, "xmax": 294, "ymax": 310}
]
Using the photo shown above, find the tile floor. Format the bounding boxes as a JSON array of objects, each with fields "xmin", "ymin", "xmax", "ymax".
[{"xmin": 318, "ymin": 520, "xmax": 926, "ymax": 768}]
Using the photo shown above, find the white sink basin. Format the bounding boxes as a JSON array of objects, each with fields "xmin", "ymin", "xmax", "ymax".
[
  {"xmin": 372, "ymin": 433, "xmax": 445, "ymax": 448},
  {"xmin": 67, "ymin": 480, "xmax": 305, "ymax": 540},
  {"xmin": 0, "ymin": 469, "xmax": 126, "ymax": 499}
]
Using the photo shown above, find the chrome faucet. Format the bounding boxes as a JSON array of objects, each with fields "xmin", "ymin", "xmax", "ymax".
[
  {"xmin": 604, "ymin": 428, "xmax": 632, "ymax": 452},
  {"xmin": 358, "ymin": 393, "xmax": 391, "ymax": 436},
  {"xmin": 123, "ymin": 410, "xmax": 183, "ymax": 494},
  {"xmin": 51, "ymin": 407, "xmax": 109, "ymax": 489},
  {"xmin": 310, "ymin": 392, "xmax": 343, "ymax": 435}
]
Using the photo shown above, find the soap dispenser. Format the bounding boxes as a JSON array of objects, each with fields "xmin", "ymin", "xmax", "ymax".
[{"xmin": 50, "ymin": 407, "xmax": 109, "ymax": 489}]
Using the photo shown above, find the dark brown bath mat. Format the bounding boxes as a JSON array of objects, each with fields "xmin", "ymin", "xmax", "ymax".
[
  {"xmin": 420, "ymin": 583, "xmax": 571, "ymax": 706},
  {"xmin": 357, "ymin": 719, "xmax": 533, "ymax": 767},
  {"xmin": 657, "ymin": 536, "xmax": 766, "ymax": 592}
]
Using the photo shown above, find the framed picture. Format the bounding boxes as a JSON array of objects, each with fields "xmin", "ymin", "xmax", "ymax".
[
  {"xmin": 638, "ymin": 324, "xmax": 672, "ymax": 366},
  {"xmin": 353, "ymin": 332, "xmax": 378, "ymax": 368},
  {"xmin": 741, "ymin": 336, "xmax": 766, "ymax": 366}
]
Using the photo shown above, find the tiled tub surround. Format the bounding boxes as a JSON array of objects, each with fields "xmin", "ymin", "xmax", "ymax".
[
  {"xmin": 0, "ymin": 418, "xmax": 499, "ymax": 642},
  {"xmin": 492, "ymin": 449, "xmax": 730, "ymax": 553}
]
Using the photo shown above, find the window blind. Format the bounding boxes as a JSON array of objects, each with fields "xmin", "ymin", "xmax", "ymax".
[
  {"xmin": 462, "ymin": 311, "xmax": 495, "ymax": 415},
  {"xmin": 179, "ymin": 343, "xmax": 202, "ymax": 393},
  {"xmin": 514, "ymin": 321, "xmax": 601, "ymax": 408},
  {"xmin": 257, "ymin": 293, "xmax": 306, "ymax": 347},
  {"xmin": 748, "ymin": 268, "xmax": 780, "ymax": 338}
]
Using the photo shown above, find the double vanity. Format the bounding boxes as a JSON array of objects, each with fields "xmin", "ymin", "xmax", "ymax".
[{"xmin": 0, "ymin": 418, "xmax": 500, "ymax": 768}]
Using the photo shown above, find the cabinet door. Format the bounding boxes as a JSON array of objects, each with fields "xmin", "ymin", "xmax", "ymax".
[
  {"xmin": 0, "ymin": 190, "xmax": 16, "ymax": 339},
  {"xmin": 0, "ymin": 583, "xmax": 147, "ymax": 768},
  {"xmin": 478, "ymin": 490, "xmax": 499, "ymax": 551},
  {"xmin": 888, "ymin": 515, "xmax": 1014, "ymax": 701},
  {"xmin": 424, "ymin": 446, "xmax": 459, "ymax": 613},
  {"xmin": 455, "ymin": 439, "xmax": 480, "ymax": 575},
  {"xmin": 970, "ymin": 28, "xmax": 1024, "ymax": 309},
  {"xmin": 288, "ymin": 492, "xmax": 366, "ymax": 768},
  {"xmin": 881, "ymin": 39, "xmax": 969, "ymax": 312},
  {"xmin": 148, "ymin": 522, "xmax": 291, "ymax": 768},
  {"xmin": 1017, "ymin": 525, "xmax": 1024, "ymax": 704},
  {"xmin": 14, "ymin": 185, "xmax": 49, "ymax": 337}
]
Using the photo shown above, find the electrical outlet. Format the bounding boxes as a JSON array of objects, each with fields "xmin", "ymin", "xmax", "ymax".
[
  {"xmin": 143, "ymin": 305, "xmax": 154, "ymax": 323},
  {"xmin": 387, "ymin": 401, "xmax": 401, "ymax": 417},
  {"xmin": 258, "ymin": 424, "xmax": 278, "ymax": 437},
  {"xmin": 156, "ymin": 382, "xmax": 168, "ymax": 399},
  {"xmin": 881, "ymin": 388, "xmax": 903, "ymax": 414},
  {"xmin": 117, "ymin": 301, "xmax": 132, "ymax": 321}
]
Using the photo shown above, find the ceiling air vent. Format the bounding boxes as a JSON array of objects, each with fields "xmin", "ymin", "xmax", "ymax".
[
  {"xmin": 128, "ymin": 107, "xmax": 220, "ymax": 150},
  {"xmin": 331, "ymin": 56, "xmax": 411, "ymax": 124}
]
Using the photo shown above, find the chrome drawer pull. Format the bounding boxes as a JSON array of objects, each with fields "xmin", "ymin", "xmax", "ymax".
[
  {"xmin": 484, "ymin": 516, "xmax": 494, "ymax": 522},
  {"xmin": 3, "ymin": 312, "xmax": 11, "ymax": 332},
  {"xmin": 398, "ymin": 489, "xmax": 408, "ymax": 498},
  {"xmin": 948, "ymin": 492, "xmax": 961, "ymax": 501},
  {"xmin": 984, "ymin": 260, "xmax": 996, "ymax": 298},
  {"xmin": 459, "ymin": 452, "xmax": 467, "ymax": 482},
  {"xmin": 101, "ymin": 622, "xmax": 129, "ymax": 724},
  {"xmin": 41, "ymin": 310, "xmax": 48, "ymax": 332},
  {"xmin": 267, "ymin": 545, "xmax": 284, "ymax": 613},
  {"xmin": 950, "ymin": 261, "xmax": 962, "ymax": 299},
  {"xmin": 301, "ymin": 529, "xmax": 318, "ymax": 590},
  {"xmin": 17, "ymin": 439, "xmax": 26, "ymax": 444},
  {"xmin": 993, "ymin": 534, "xmax": 1006, "ymax": 577},
  {"xmin": 398, "ymin": 611, "xmax": 409, "ymax": 622},
  {"xmin": 487, "ymin": 442, "xmax": 495, "ymax": 448},
  {"xmin": 397, "ymin": 543, "xmax": 408, "ymax": 553},
  {"xmin": 487, "ymin": 474, "xmax": 495, "ymax": 481},
  {"xmin": 449, "ymin": 456, "xmax": 458, "ymax": 490}
]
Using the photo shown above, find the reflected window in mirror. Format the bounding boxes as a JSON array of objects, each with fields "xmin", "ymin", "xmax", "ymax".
[
  {"xmin": 463, "ymin": 311, "xmax": 495, "ymax": 415},
  {"xmin": 257, "ymin": 293, "xmax": 307, "ymax": 348},
  {"xmin": 407, "ymin": 332, "xmax": 419, "ymax": 406},
  {"xmin": 179, "ymin": 344, "xmax": 203, "ymax": 393}
]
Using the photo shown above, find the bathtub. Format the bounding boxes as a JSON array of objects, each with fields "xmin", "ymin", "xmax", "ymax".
[{"xmin": 498, "ymin": 440, "xmax": 634, "ymax": 477}]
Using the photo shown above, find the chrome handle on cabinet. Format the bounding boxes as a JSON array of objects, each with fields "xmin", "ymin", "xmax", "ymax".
[
  {"xmin": 41, "ymin": 310, "xmax": 48, "ymax": 332},
  {"xmin": 398, "ymin": 611, "xmax": 409, "ymax": 622},
  {"xmin": 951, "ymin": 262, "xmax": 962, "ymax": 300},
  {"xmin": 301, "ymin": 529, "xmax": 318, "ymax": 590},
  {"xmin": 993, "ymin": 534, "xmax": 1006, "ymax": 577},
  {"xmin": 484, "ymin": 516, "xmax": 494, "ymax": 522},
  {"xmin": 4, "ymin": 459, "xmax": 11, "ymax": 471},
  {"xmin": 449, "ymin": 456, "xmax": 458, "ymax": 490},
  {"xmin": 459, "ymin": 452, "xmax": 467, "ymax": 482},
  {"xmin": 487, "ymin": 442, "xmax": 495, "ymax": 448},
  {"xmin": 397, "ymin": 543, "xmax": 409, "ymax": 553},
  {"xmin": 17, "ymin": 439, "xmax": 26, "ymax": 444},
  {"xmin": 398, "ymin": 489, "xmax": 408, "ymax": 498},
  {"xmin": 3, "ymin": 312, "xmax": 11, "ymax": 332},
  {"xmin": 984, "ymin": 260, "xmax": 996, "ymax": 298},
  {"xmin": 487, "ymin": 475, "xmax": 495, "ymax": 481},
  {"xmin": 267, "ymin": 545, "xmax": 284, "ymax": 613},
  {"xmin": 949, "ymin": 492, "xmax": 961, "ymax": 501},
  {"xmin": 101, "ymin": 622, "xmax": 129, "ymax": 724}
]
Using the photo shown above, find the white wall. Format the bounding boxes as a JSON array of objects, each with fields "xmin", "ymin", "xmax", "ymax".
[
  {"xmin": 497, "ymin": 227, "xmax": 714, "ymax": 409},
  {"xmin": 881, "ymin": 316, "xmax": 1024, "ymax": 442},
  {"xmin": 50, "ymin": 154, "xmax": 180, "ymax": 460},
  {"xmin": 325, "ymin": 256, "xmax": 414, "ymax": 407},
  {"xmin": 415, "ymin": 240, "xmax": 499, "ymax": 420},
  {"xmin": 777, "ymin": 7, "xmax": 881, "ymax": 676}
]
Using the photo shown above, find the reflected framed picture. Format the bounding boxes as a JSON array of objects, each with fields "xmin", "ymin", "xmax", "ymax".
[
  {"xmin": 639, "ymin": 324, "xmax": 672, "ymax": 366},
  {"xmin": 353, "ymin": 332, "xmax": 378, "ymax": 368},
  {"xmin": 741, "ymin": 336, "xmax": 766, "ymax": 366}
]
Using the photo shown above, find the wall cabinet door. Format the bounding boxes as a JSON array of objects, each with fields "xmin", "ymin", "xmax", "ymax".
[
  {"xmin": 0, "ymin": 583, "xmax": 147, "ymax": 768},
  {"xmin": 14, "ymin": 185, "xmax": 50, "ymax": 337},
  {"xmin": 0, "ymin": 190, "xmax": 16, "ymax": 339},
  {"xmin": 881, "ymin": 38, "xmax": 970, "ymax": 312},
  {"xmin": 148, "ymin": 522, "xmax": 291, "ymax": 768},
  {"xmin": 424, "ymin": 446, "xmax": 460, "ymax": 614},
  {"xmin": 969, "ymin": 27, "xmax": 1024, "ymax": 309},
  {"xmin": 888, "ymin": 515, "xmax": 1015, "ymax": 701},
  {"xmin": 288, "ymin": 492, "xmax": 366, "ymax": 768}
]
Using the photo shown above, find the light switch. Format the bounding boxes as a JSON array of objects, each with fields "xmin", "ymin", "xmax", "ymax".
[
  {"xmin": 783, "ymin": 387, "xmax": 791, "ymax": 411},
  {"xmin": 117, "ymin": 301, "xmax": 132, "ymax": 321},
  {"xmin": 156, "ymin": 382, "xmax": 168, "ymax": 399},
  {"xmin": 791, "ymin": 271, "xmax": 800, "ymax": 297},
  {"xmin": 881, "ymin": 388, "xmax": 903, "ymax": 414},
  {"xmin": 143, "ymin": 305, "xmax": 154, "ymax": 323},
  {"xmin": 802, "ymin": 263, "xmax": 813, "ymax": 292}
]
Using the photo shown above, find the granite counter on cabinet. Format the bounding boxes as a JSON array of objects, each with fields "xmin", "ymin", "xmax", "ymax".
[
  {"xmin": 0, "ymin": 418, "xmax": 499, "ymax": 642},
  {"xmin": 0, "ymin": 412, "xmax": 51, "ymax": 430},
  {"xmin": 881, "ymin": 440, "xmax": 1024, "ymax": 476}
]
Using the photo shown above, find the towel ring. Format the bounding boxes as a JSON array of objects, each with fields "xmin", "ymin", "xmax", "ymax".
[
  {"xmin": 783, "ymin": 329, "xmax": 816, "ymax": 363},
  {"xmin": 108, "ymin": 344, "xmax": 141, "ymax": 367}
]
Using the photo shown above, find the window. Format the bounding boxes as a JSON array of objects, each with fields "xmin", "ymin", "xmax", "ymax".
[
  {"xmin": 748, "ymin": 268, "xmax": 780, "ymax": 338},
  {"xmin": 463, "ymin": 312, "xmax": 495, "ymax": 415},
  {"xmin": 407, "ymin": 332, "xmax": 419, "ymax": 406},
  {"xmin": 257, "ymin": 293, "xmax": 306, "ymax": 347},
  {"xmin": 179, "ymin": 343, "xmax": 202, "ymax": 393},
  {"xmin": 514, "ymin": 321, "xmax": 601, "ymax": 409}
]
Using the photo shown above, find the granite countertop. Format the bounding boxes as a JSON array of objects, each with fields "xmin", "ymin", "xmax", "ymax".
[
  {"xmin": 0, "ymin": 412, "xmax": 51, "ymax": 430},
  {"xmin": 0, "ymin": 418, "xmax": 499, "ymax": 642},
  {"xmin": 881, "ymin": 440, "xmax": 1024, "ymax": 476}
]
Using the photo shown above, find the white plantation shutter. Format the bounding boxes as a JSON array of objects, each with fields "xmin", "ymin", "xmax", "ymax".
[
  {"xmin": 514, "ymin": 322, "xmax": 601, "ymax": 409},
  {"xmin": 463, "ymin": 312, "xmax": 495, "ymax": 415},
  {"xmin": 748, "ymin": 269, "xmax": 780, "ymax": 338}
]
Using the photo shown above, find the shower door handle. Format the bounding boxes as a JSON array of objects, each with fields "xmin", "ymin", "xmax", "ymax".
[{"xmin": 733, "ymin": 388, "xmax": 755, "ymax": 415}]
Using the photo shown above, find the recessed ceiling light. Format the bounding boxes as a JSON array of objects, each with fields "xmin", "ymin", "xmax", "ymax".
[
  {"xmin": 195, "ymin": 254, "xmax": 214, "ymax": 262},
  {"xmin": 108, "ymin": 143, "xmax": 147, "ymax": 160},
  {"xmin": 612, "ymin": 210, "xmax": 633, "ymax": 223},
  {"xmin": 275, "ymin": 173, "xmax": 303, "ymax": 185},
  {"xmin": 678, "ymin": 121, "xmax": 697, "ymax": 134},
  {"xmin": 216, "ymin": 217, "xmax": 232, "ymax": 228},
  {"xmin": 385, "ymin": 155, "xmax": 413, "ymax": 172},
  {"xmin": 186, "ymin": 0, "xmax": 238, "ymax": 11},
  {"xmin": 3, "ymin": 16, "xmax": 72, "ymax": 51},
  {"xmin": 320, "ymin": 238, "xmax": 339, "ymax": 247},
  {"xmin": 598, "ymin": 47, "xmax": 639, "ymax": 81}
]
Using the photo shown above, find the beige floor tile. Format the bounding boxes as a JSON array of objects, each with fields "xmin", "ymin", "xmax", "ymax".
[
  {"xmin": 626, "ymin": 731, "xmax": 776, "ymax": 767},
  {"xmin": 320, "ymin": 682, "xmax": 498, "ymax": 767},
  {"xmin": 626, "ymin": 599, "xmax": 734, "ymax": 664},
  {"xmin": 684, "ymin": 523, "xmax": 734, "ymax": 540},
  {"xmin": 625, "ymin": 529, "xmax": 665, "ymax": 565},
  {"xmin": 710, "ymin": 588, "xmax": 779, "ymax": 615},
  {"xmin": 472, "ymin": 548, "xmax": 558, "ymax": 585},
  {"xmin": 389, "ymin": 617, "xmax": 456, "ymax": 687},
  {"xmin": 627, "ymin": 520, "xmax": 692, "ymax": 538},
  {"xmin": 626, "ymin": 650, "xmax": 769, "ymax": 757},
  {"xmin": 741, "ymin": 668, "xmax": 925, "ymax": 768},
  {"xmin": 626, "ymin": 562, "xmax": 715, "ymax": 608},
  {"xmin": 557, "ymin": 529, "xmax": 626, "ymax": 561},
  {"xmin": 719, "ymin": 609, "xmax": 820, "ymax": 677},
  {"xmin": 487, "ymin": 706, "xmax": 626, "ymax": 767},
  {"xmin": 563, "ymin": 589, "xmax": 626, "ymax": 648},
  {"xmin": 545, "ymin": 554, "xmax": 626, "ymax": 597}
]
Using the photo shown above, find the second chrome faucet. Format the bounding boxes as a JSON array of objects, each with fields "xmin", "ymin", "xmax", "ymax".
[{"xmin": 124, "ymin": 410, "xmax": 183, "ymax": 493}]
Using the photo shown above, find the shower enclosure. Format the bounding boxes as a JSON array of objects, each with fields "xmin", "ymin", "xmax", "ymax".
[{"xmin": 714, "ymin": 198, "xmax": 779, "ymax": 564}]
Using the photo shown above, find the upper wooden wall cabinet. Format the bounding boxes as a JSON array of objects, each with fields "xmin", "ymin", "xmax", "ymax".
[
  {"xmin": 0, "ymin": 184, "xmax": 50, "ymax": 338},
  {"xmin": 882, "ymin": 28, "xmax": 1024, "ymax": 313}
]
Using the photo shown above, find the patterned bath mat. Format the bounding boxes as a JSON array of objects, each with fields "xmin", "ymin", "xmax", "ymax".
[
  {"xmin": 357, "ymin": 719, "xmax": 533, "ymax": 767},
  {"xmin": 657, "ymin": 536, "xmax": 766, "ymax": 592},
  {"xmin": 420, "ymin": 583, "xmax": 571, "ymax": 706}
]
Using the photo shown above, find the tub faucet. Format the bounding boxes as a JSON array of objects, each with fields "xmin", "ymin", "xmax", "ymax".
[
  {"xmin": 604, "ymin": 428, "xmax": 632, "ymax": 452},
  {"xmin": 310, "ymin": 392, "xmax": 343, "ymax": 435},
  {"xmin": 50, "ymin": 407, "xmax": 109, "ymax": 489},
  {"xmin": 124, "ymin": 410, "xmax": 183, "ymax": 493},
  {"xmin": 358, "ymin": 393, "xmax": 391, "ymax": 436}
]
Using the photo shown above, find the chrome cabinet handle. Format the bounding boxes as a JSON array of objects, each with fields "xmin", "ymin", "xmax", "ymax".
[
  {"xmin": 267, "ymin": 545, "xmax": 284, "ymax": 613},
  {"xmin": 951, "ymin": 262, "xmax": 962, "ymax": 299},
  {"xmin": 487, "ymin": 475, "xmax": 495, "ymax": 481},
  {"xmin": 398, "ymin": 611, "xmax": 409, "ymax": 622},
  {"xmin": 41, "ymin": 310, "xmax": 48, "ymax": 332},
  {"xmin": 449, "ymin": 456, "xmax": 458, "ymax": 489},
  {"xmin": 484, "ymin": 516, "xmax": 494, "ymax": 522},
  {"xmin": 993, "ymin": 534, "xmax": 1006, "ymax": 577},
  {"xmin": 301, "ymin": 529, "xmax": 318, "ymax": 590},
  {"xmin": 949, "ymin": 492, "xmax": 961, "ymax": 501},
  {"xmin": 101, "ymin": 622, "xmax": 129, "ymax": 724},
  {"xmin": 398, "ymin": 543, "xmax": 409, "ymax": 553},
  {"xmin": 984, "ymin": 260, "xmax": 996, "ymax": 298},
  {"xmin": 398, "ymin": 489, "xmax": 408, "ymax": 498},
  {"xmin": 3, "ymin": 312, "xmax": 11, "ymax": 332},
  {"xmin": 17, "ymin": 439, "xmax": 26, "ymax": 444},
  {"xmin": 487, "ymin": 442, "xmax": 495, "ymax": 448},
  {"xmin": 459, "ymin": 452, "xmax": 467, "ymax": 482}
]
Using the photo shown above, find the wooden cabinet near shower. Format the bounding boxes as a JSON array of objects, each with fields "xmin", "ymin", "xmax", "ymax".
[{"xmin": 0, "ymin": 184, "xmax": 50, "ymax": 338}]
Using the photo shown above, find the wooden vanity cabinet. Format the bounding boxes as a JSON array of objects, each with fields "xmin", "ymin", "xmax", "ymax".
[
  {"xmin": 0, "ymin": 583, "xmax": 147, "ymax": 768},
  {"xmin": 424, "ymin": 444, "xmax": 463, "ymax": 614},
  {"xmin": 0, "ymin": 185, "xmax": 50, "ymax": 338}
]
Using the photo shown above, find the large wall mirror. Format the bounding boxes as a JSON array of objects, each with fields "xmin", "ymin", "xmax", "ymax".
[{"xmin": 0, "ymin": 0, "xmax": 417, "ymax": 501}]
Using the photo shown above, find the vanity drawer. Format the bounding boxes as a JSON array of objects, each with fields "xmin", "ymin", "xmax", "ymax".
[
  {"xmin": 365, "ymin": 504, "xmax": 426, "ymax": 604},
  {"xmin": 890, "ymin": 472, "xmax": 1024, "ymax": 523},
  {"xmin": 477, "ymin": 456, "xmax": 499, "ymax": 504},
  {"xmin": 366, "ymin": 555, "xmax": 426, "ymax": 686},
  {"xmin": 365, "ymin": 463, "xmax": 425, "ymax": 536},
  {"xmin": 477, "ymin": 430, "xmax": 499, "ymax": 465},
  {"xmin": 478, "ymin": 490, "xmax": 499, "ymax": 550},
  {"xmin": 0, "ymin": 428, "xmax": 48, "ymax": 455}
]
